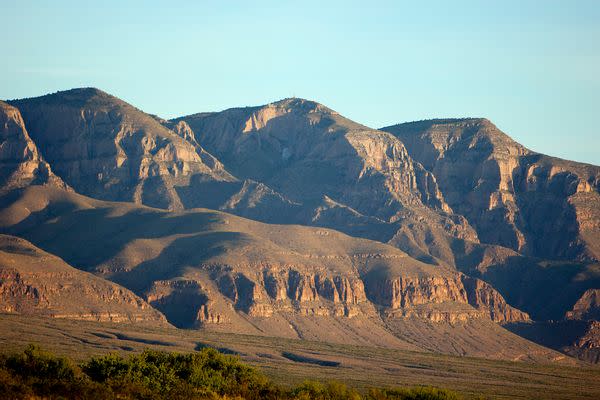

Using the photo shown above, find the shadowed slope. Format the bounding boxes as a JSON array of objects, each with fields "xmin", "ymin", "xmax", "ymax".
[
  {"xmin": 0, "ymin": 234, "xmax": 167, "ymax": 324},
  {"xmin": 0, "ymin": 185, "xmax": 560, "ymax": 362}
]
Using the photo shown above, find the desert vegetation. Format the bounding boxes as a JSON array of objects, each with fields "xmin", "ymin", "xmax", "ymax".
[{"xmin": 0, "ymin": 344, "xmax": 463, "ymax": 400}]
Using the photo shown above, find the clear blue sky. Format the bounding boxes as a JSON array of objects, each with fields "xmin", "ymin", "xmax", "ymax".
[{"xmin": 2, "ymin": 1, "xmax": 599, "ymax": 164}]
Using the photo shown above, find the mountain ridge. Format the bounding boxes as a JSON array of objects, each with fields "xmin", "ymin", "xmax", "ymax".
[{"xmin": 1, "ymin": 87, "xmax": 599, "ymax": 363}]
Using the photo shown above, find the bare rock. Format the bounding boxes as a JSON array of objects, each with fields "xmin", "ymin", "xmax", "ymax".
[
  {"xmin": 566, "ymin": 289, "xmax": 600, "ymax": 320},
  {"xmin": 382, "ymin": 118, "xmax": 600, "ymax": 262},
  {"xmin": 0, "ymin": 101, "xmax": 67, "ymax": 191},
  {"xmin": 8, "ymin": 89, "xmax": 235, "ymax": 210}
]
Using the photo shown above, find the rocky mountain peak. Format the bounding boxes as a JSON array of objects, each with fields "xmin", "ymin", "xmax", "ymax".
[
  {"xmin": 9, "ymin": 87, "xmax": 114, "ymax": 109},
  {"xmin": 6, "ymin": 89, "xmax": 235, "ymax": 209},
  {"xmin": 382, "ymin": 117, "xmax": 600, "ymax": 262},
  {"xmin": 268, "ymin": 97, "xmax": 336, "ymax": 115}
]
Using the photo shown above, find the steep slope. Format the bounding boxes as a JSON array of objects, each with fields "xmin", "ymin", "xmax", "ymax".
[
  {"xmin": 0, "ymin": 234, "xmax": 167, "ymax": 324},
  {"xmin": 7, "ymin": 89, "xmax": 235, "ymax": 210},
  {"xmin": 0, "ymin": 101, "xmax": 67, "ymax": 192},
  {"xmin": 507, "ymin": 320, "xmax": 600, "ymax": 364},
  {"xmin": 567, "ymin": 289, "xmax": 600, "ymax": 321},
  {"xmin": 381, "ymin": 118, "xmax": 600, "ymax": 263},
  {"xmin": 448, "ymin": 241, "xmax": 600, "ymax": 321},
  {"xmin": 0, "ymin": 185, "xmax": 556, "ymax": 362},
  {"xmin": 173, "ymin": 99, "xmax": 478, "ymax": 265}
]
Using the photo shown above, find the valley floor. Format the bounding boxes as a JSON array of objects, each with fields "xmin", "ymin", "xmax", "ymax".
[{"xmin": 0, "ymin": 314, "xmax": 598, "ymax": 400}]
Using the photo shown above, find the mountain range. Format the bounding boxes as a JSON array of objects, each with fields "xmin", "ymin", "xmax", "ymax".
[{"xmin": 1, "ymin": 88, "xmax": 598, "ymax": 363}]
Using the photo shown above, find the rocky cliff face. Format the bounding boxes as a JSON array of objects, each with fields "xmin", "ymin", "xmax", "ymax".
[
  {"xmin": 141, "ymin": 266, "xmax": 528, "ymax": 329},
  {"xmin": 363, "ymin": 272, "xmax": 528, "ymax": 323},
  {"xmin": 0, "ymin": 101, "xmax": 67, "ymax": 191},
  {"xmin": 176, "ymin": 99, "xmax": 451, "ymax": 215},
  {"xmin": 0, "ymin": 234, "xmax": 167, "ymax": 324},
  {"xmin": 566, "ymin": 289, "xmax": 600, "ymax": 320},
  {"xmin": 141, "ymin": 268, "xmax": 528, "ymax": 331},
  {"xmin": 8, "ymin": 89, "xmax": 235, "ymax": 210},
  {"xmin": 382, "ymin": 119, "xmax": 600, "ymax": 263}
]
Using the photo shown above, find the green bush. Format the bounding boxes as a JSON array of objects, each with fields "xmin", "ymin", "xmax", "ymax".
[
  {"xmin": 0, "ymin": 345, "xmax": 466, "ymax": 400},
  {"xmin": 0, "ymin": 344, "xmax": 110, "ymax": 399},
  {"xmin": 82, "ymin": 347, "xmax": 280, "ymax": 399},
  {"xmin": 292, "ymin": 380, "xmax": 362, "ymax": 400},
  {"xmin": 367, "ymin": 387, "xmax": 463, "ymax": 400}
]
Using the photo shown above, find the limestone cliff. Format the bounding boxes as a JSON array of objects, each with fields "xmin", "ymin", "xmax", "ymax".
[
  {"xmin": 566, "ymin": 289, "xmax": 600, "ymax": 321},
  {"xmin": 363, "ymin": 271, "xmax": 528, "ymax": 323},
  {"xmin": 0, "ymin": 101, "xmax": 67, "ymax": 191},
  {"xmin": 8, "ymin": 89, "xmax": 235, "ymax": 210},
  {"xmin": 382, "ymin": 118, "xmax": 600, "ymax": 263},
  {"xmin": 140, "ymin": 266, "xmax": 528, "ymax": 329}
]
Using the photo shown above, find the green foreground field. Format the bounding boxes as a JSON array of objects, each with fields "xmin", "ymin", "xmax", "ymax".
[{"xmin": 0, "ymin": 314, "xmax": 598, "ymax": 400}]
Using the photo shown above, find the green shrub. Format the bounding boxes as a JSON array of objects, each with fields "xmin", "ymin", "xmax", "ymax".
[
  {"xmin": 0, "ymin": 345, "xmax": 467, "ymax": 400},
  {"xmin": 291, "ymin": 380, "xmax": 362, "ymax": 400},
  {"xmin": 367, "ymin": 386, "xmax": 463, "ymax": 400},
  {"xmin": 0, "ymin": 344, "xmax": 110, "ymax": 399},
  {"xmin": 5, "ymin": 343, "xmax": 76, "ymax": 382},
  {"xmin": 82, "ymin": 347, "xmax": 279, "ymax": 399}
]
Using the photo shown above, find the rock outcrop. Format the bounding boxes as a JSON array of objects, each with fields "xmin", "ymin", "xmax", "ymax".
[
  {"xmin": 363, "ymin": 273, "xmax": 528, "ymax": 323},
  {"xmin": 8, "ymin": 89, "xmax": 235, "ymax": 210},
  {"xmin": 381, "ymin": 118, "xmax": 600, "ymax": 263},
  {"xmin": 0, "ymin": 234, "xmax": 167, "ymax": 324},
  {"xmin": 566, "ymin": 289, "xmax": 600, "ymax": 321},
  {"xmin": 0, "ymin": 101, "xmax": 67, "ymax": 191}
]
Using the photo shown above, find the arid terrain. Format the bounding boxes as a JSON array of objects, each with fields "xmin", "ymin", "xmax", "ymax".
[{"xmin": 1, "ymin": 88, "xmax": 599, "ymax": 397}]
